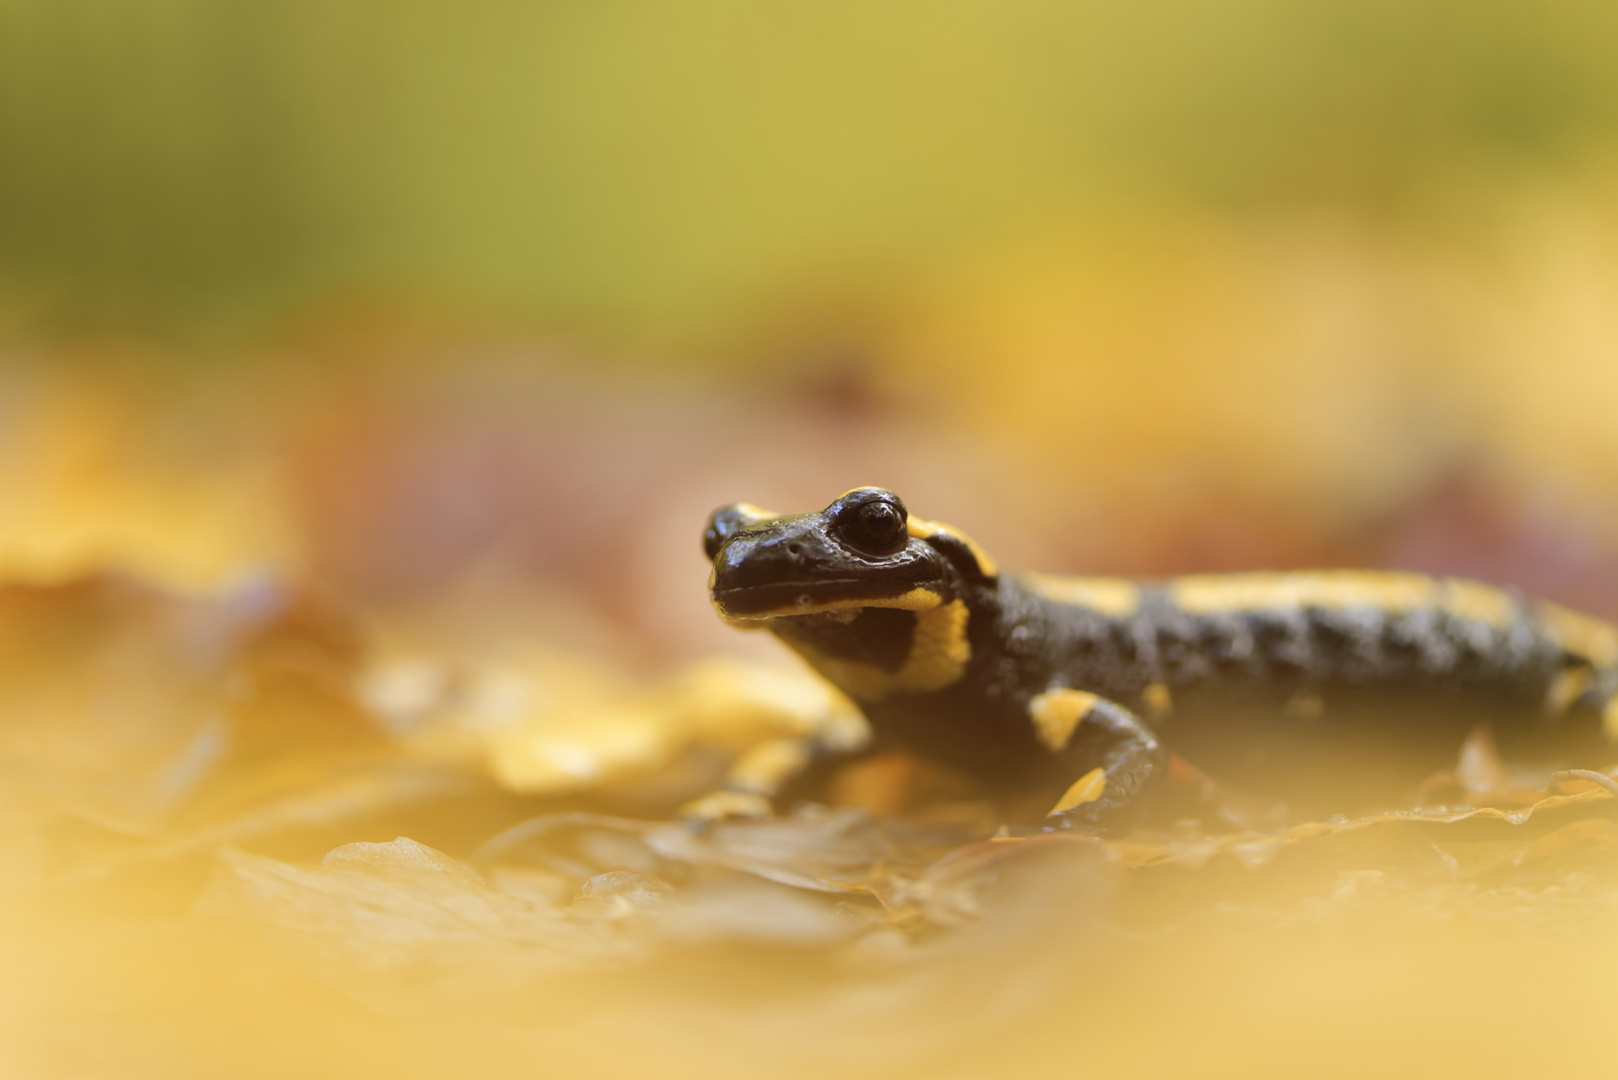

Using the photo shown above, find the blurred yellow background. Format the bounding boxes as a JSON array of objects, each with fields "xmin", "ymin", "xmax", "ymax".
[
  {"xmin": 7, "ymin": 0, "xmax": 1618, "ymax": 610},
  {"xmin": 4, "ymin": 3, "xmax": 1618, "ymax": 1078}
]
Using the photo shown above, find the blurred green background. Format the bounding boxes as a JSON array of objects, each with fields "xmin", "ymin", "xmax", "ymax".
[{"xmin": 5, "ymin": 0, "xmax": 1618, "ymax": 351}]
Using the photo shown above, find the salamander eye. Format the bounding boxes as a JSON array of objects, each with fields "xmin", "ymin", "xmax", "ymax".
[{"xmin": 838, "ymin": 499, "xmax": 907, "ymax": 557}]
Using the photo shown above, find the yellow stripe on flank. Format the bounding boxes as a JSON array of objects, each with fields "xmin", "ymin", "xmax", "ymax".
[
  {"xmin": 907, "ymin": 518, "xmax": 999, "ymax": 579},
  {"xmin": 1049, "ymin": 768, "xmax": 1108, "ymax": 815},
  {"xmin": 1029, "ymin": 688, "xmax": 1100, "ymax": 753},
  {"xmin": 1170, "ymin": 571, "xmax": 1439, "ymax": 616},
  {"xmin": 1544, "ymin": 666, "xmax": 1595, "ymax": 718},
  {"xmin": 1020, "ymin": 573, "xmax": 1141, "ymax": 617},
  {"xmin": 1537, "ymin": 602, "xmax": 1618, "ymax": 669}
]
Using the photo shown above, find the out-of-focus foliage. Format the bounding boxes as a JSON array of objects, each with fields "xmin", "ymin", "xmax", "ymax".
[
  {"xmin": 0, "ymin": 376, "xmax": 294, "ymax": 589},
  {"xmin": 1, "ymin": 370, "xmax": 1617, "ymax": 1080}
]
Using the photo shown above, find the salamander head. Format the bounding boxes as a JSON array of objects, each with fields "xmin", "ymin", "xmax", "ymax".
[
  {"xmin": 702, "ymin": 488, "xmax": 998, "ymax": 700},
  {"xmin": 704, "ymin": 487, "xmax": 995, "ymax": 621}
]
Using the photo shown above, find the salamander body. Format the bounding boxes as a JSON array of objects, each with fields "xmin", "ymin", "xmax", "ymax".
[{"xmin": 701, "ymin": 488, "xmax": 1618, "ymax": 834}]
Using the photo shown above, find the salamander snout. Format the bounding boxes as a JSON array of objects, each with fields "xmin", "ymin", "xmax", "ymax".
[
  {"xmin": 711, "ymin": 519, "xmax": 844, "ymax": 592},
  {"xmin": 703, "ymin": 505, "xmax": 749, "ymax": 561}
]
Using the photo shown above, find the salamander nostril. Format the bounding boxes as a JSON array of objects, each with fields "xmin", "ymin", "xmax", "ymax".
[{"xmin": 786, "ymin": 542, "xmax": 804, "ymax": 558}]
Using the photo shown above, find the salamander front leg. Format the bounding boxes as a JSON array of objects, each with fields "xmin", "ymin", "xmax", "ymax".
[
  {"xmin": 676, "ymin": 682, "xmax": 872, "ymax": 826},
  {"xmin": 677, "ymin": 736, "xmax": 816, "ymax": 824},
  {"xmin": 1034, "ymin": 690, "xmax": 1168, "ymax": 836}
]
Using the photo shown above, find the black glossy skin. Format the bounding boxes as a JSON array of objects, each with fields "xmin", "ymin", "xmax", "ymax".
[{"xmin": 705, "ymin": 489, "xmax": 1618, "ymax": 835}]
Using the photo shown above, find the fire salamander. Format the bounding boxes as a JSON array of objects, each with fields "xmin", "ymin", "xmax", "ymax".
[{"xmin": 694, "ymin": 487, "xmax": 1618, "ymax": 836}]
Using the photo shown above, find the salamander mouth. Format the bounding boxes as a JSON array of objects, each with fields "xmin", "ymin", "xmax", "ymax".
[{"xmin": 712, "ymin": 579, "xmax": 941, "ymax": 620}]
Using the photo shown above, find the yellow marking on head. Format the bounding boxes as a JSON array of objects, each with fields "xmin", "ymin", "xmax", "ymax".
[
  {"xmin": 1020, "ymin": 573, "xmax": 1141, "ymax": 617},
  {"xmin": 831, "ymin": 587, "xmax": 943, "ymax": 612},
  {"xmin": 727, "ymin": 737, "xmax": 813, "ymax": 796},
  {"xmin": 1544, "ymin": 665, "xmax": 1595, "ymax": 718},
  {"xmin": 1537, "ymin": 602, "xmax": 1618, "ymax": 669},
  {"xmin": 1170, "ymin": 571, "xmax": 1440, "ymax": 616},
  {"xmin": 1049, "ymin": 767, "xmax": 1107, "ymax": 815},
  {"xmin": 716, "ymin": 586, "xmax": 944, "ymax": 623},
  {"xmin": 1604, "ymin": 697, "xmax": 1618, "ymax": 743},
  {"xmin": 731, "ymin": 502, "xmax": 781, "ymax": 525},
  {"xmin": 1028, "ymin": 688, "xmax": 1100, "ymax": 753},
  {"xmin": 907, "ymin": 517, "xmax": 999, "ymax": 578},
  {"xmin": 1440, "ymin": 580, "xmax": 1518, "ymax": 630},
  {"xmin": 1142, "ymin": 682, "xmax": 1173, "ymax": 718},
  {"xmin": 779, "ymin": 599, "xmax": 972, "ymax": 701}
]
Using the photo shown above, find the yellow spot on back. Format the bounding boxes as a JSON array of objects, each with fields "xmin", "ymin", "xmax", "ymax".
[
  {"xmin": 1049, "ymin": 767, "xmax": 1107, "ymax": 815},
  {"xmin": 1021, "ymin": 573, "xmax": 1141, "ymax": 617},
  {"xmin": 1169, "ymin": 570, "xmax": 1526, "ymax": 629},
  {"xmin": 1029, "ymin": 688, "xmax": 1100, "ymax": 752},
  {"xmin": 1537, "ymin": 602, "xmax": 1618, "ymax": 669},
  {"xmin": 907, "ymin": 518, "xmax": 999, "ymax": 578},
  {"xmin": 1170, "ymin": 571, "xmax": 1440, "ymax": 615},
  {"xmin": 1142, "ymin": 682, "xmax": 1173, "ymax": 717},
  {"xmin": 1440, "ymin": 580, "xmax": 1518, "ymax": 629}
]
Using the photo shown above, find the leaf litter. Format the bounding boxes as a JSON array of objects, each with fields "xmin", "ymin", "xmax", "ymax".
[{"xmin": 4, "ymin": 571, "xmax": 1618, "ymax": 1079}]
